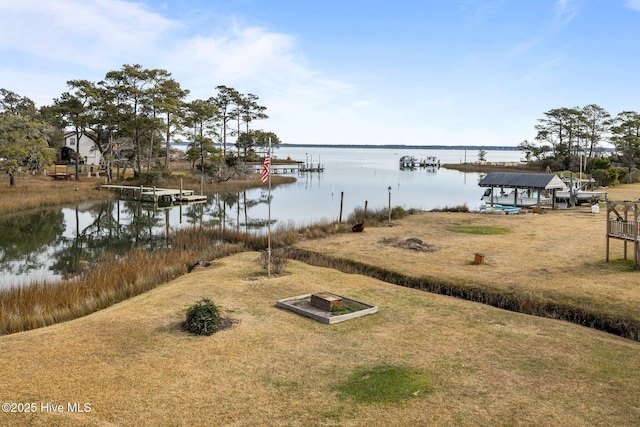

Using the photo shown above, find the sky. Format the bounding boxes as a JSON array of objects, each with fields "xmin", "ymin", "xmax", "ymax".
[{"xmin": 0, "ymin": 0, "xmax": 639, "ymax": 147}]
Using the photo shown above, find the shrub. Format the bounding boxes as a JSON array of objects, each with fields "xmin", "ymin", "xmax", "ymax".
[
  {"xmin": 592, "ymin": 157, "xmax": 611, "ymax": 170},
  {"xmin": 256, "ymin": 248, "xmax": 289, "ymax": 274},
  {"xmin": 591, "ymin": 168, "xmax": 609, "ymax": 187},
  {"xmin": 131, "ymin": 169, "xmax": 172, "ymax": 186},
  {"xmin": 391, "ymin": 206, "xmax": 408, "ymax": 219},
  {"xmin": 431, "ymin": 204, "xmax": 469, "ymax": 212},
  {"xmin": 185, "ymin": 298, "xmax": 221, "ymax": 335}
]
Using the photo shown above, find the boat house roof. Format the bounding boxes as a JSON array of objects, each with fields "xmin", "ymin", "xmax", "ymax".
[{"xmin": 478, "ymin": 172, "xmax": 566, "ymax": 190}]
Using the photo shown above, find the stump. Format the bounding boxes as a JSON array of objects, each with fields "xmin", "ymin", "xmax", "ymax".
[{"xmin": 474, "ymin": 253, "xmax": 486, "ymax": 264}]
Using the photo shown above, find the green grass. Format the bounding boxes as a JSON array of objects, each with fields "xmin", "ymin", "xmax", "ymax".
[
  {"xmin": 337, "ymin": 364, "xmax": 432, "ymax": 404},
  {"xmin": 450, "ymin": 225, "xmax": 511, "ymax": 235},
  {"xmin": 592, "ymin": 258, "xmax": 639, "ymax": 272},
  {"xmin": 330, "ymin": 301, "xmax": 366, "ymax": 315}
]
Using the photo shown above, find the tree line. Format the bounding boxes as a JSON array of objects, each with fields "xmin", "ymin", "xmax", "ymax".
[
  {"xmin": 0, "ymin": 64, "xmax": 280, "ymax": 184},
  {"xmin": 519, "ymin": 104, "xmax": 640, "ymax": 185}
]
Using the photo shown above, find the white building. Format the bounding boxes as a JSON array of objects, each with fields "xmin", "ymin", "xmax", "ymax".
[{"xmin": 62, "ymin": 131, "xmax": 103, "ymax": 166}]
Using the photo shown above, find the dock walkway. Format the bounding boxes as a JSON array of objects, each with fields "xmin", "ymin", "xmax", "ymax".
[
  {"xmin": 100, "ymin": 185, "xmax": 207, "ymax": 205},
  {"xmin": 250, "ymin": 162, "xmax": 325, "ymax": 174}
]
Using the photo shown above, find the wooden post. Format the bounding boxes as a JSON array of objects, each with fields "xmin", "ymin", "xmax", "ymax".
[
  {"xmin": 606, "ymin": 209, "xmax": 610, "ymax": 262},
  {"xmin": 339, "ymin": 192, "xmax": 344, "ymax": 222},
  {"xmin": 632, "ymin": 203, "xmax": 640, "ymax": 270}
]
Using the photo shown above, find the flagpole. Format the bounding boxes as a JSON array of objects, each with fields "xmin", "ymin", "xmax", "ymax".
[{"xmin": 267, "ymin": 137, "xmax": 272, "ymax": 277}]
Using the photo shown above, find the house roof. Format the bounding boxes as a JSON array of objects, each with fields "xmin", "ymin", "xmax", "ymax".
[
  {"xmin": 478, "ymin": 172, "xmax": 566, "ymax": 190},
  {"xmin": 64, "ymin": 130, "xmax": 98, "ymax": 137}
]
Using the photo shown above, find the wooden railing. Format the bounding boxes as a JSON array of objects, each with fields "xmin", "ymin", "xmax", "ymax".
[{"xmin": 608, "ymin": 219, "xmax": 639, "ymax": 240}]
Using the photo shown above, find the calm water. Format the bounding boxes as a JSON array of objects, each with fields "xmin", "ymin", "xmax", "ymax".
[
  {"xmin": 266, "ymin": 147, "xmax": 520, "ymax": 224},
  {"xmin": 0, "ymin": 147, "xmax": 521, "ymax": 288}
]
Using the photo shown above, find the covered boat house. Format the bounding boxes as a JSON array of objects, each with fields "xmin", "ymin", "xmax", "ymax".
[{"xmin": 479, "ymin": 172, "xmax": 566, "ymax": 208}]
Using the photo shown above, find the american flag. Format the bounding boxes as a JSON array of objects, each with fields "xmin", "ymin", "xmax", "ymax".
[{"xmin": 261, "ymin": 154, "xmax": 270, "ymax": 183}]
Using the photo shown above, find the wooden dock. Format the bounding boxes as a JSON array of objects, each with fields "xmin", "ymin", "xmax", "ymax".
[
  {"xmin": 299, "ymin": 165, "xmax": 325, "ymax": 172},
  {"xmin": 250, "ymin": 161, "xmax": 325, "ymax": 174},
  {"xmin": 100, "ymin": 185, "xmax": 207, "ymax": 205}
]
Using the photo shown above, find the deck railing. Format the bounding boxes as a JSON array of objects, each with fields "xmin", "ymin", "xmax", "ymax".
[
  {"xmin": 608, "ymin": 219, "xmax": 639, "ymax": 240},
  {"xmin": 606, "ymin": 201, "xmax": 640, "ymax": 269}
]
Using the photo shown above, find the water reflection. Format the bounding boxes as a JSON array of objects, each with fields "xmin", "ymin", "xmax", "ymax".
[
  {"xmin": 0, "ymin": 210, "xmax": 65, "ymax": 276},
  {"xmin": 0, "ymin": 191, "xmax": 273, "ymax": 289}
]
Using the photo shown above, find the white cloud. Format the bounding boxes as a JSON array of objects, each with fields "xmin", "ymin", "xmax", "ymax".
[
  {"xmin": 0, "ymin": 0, "xmax": 178, "ymax": 69},
  {"xmin": 554, "ymin": 0, "xmax": 579, "ymax": 25},
  {"xmin": 625, "ymin": 0, "xmax": 640, "ymax": 10}
]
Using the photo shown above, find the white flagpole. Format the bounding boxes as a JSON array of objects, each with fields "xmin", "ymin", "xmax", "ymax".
[{"xmin": 267, "ymin": 137, "xmax": 272, "ymax": 277}]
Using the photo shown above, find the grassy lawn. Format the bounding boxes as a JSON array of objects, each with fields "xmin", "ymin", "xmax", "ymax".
[{"xmin": 1, "ymin": 251, "xmax": 640, "ymax": 426}]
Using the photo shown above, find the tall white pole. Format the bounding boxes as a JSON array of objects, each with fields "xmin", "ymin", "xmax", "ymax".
[{"xmin": 267, "ymin": 138, "xmax": 272, "ymax": 277}]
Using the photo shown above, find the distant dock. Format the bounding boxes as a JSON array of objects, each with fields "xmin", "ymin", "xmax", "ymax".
[
  {"xmin": 100, "ymin": 185, "xmax": 207, "ymax": 205},
  {"xmin": 251, "ymin": 161, "xmax": 325, "ymax": 174}
]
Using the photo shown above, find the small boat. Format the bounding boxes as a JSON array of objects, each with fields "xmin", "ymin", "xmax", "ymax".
[
  {"xmin": 479, "ymin": 204, "xmax": 522, "ymax": 215},
  {"xmin": 556, "ymin": 178, "xmax": 607, "ymax": 205},
  {"xmin": 481, "ymin": 188, "xmax": 551, "ymax": 207}
]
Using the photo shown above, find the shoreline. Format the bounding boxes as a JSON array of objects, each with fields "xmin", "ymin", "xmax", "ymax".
[{"xmin": 442, "ymin": 162, "xmax": 540, "ymax": 173}]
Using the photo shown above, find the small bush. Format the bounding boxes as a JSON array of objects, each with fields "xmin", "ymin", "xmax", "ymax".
[
  {"xmin": 256, "ymin": 248, "xmax": 289, "ymax": 274},
  {"xmin": 391, "ymin": 206, "xmax": 408, "ymax": 219},
  {"xmin": 185, "ymin": 298, "xmax": 221, "ymax": 336}
]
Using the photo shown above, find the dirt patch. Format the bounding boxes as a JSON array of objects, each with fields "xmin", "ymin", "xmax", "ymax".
[{"xmin": 381, "ymin": 237, "xmax": 438, "ymax": 252}]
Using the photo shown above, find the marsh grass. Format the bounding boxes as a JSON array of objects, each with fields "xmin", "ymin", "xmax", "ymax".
[
  {"xmin": 0, "ymin": 174, "xmax": 108, "ymax": 213},
  {"xmin": 346, "ymin": 205, "xmax": 417, "ymax": 226},
  {"xmin": 431, "ymin": 203, "xmax": 470, "ymax": 212},
  {"xmin": 0, "ymin": 229, "xmax": 248, "ymax": 335}
]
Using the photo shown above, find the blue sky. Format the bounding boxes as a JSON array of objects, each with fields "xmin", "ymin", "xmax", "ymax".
[{"xmin": 1, "ymin": 0, "xmax": 639, "ymax": 146}]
